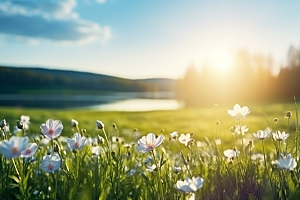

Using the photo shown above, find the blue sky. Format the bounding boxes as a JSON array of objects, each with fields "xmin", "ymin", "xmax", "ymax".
[{"xmin": 0, "ymin": 0, "xmax": 300, "ymax": 79}]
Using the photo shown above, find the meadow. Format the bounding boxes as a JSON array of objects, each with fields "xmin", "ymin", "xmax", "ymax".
[{"xmin": 0, "ymin": 100, "xmax": 299, "ymax": 199}]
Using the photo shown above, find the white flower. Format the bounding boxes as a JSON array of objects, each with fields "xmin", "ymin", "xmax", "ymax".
[
  {"xmin": 215, "ymin": 139, "xmax": 221, "ymax": 145},
  {"xmin": 66, "ymin": 133, "xmax": 86, "ymax": 150},
  {"xmin": 178, "ymin": 133, "xmax": 193, "ymax": 146},
  {"xmin": 96, "ymin": 120, "xmax": 104, "ymax": 129},
  {"xmin": 170, "ymin": 131, "xmax": 178, "ymax": 140},
  {"xmin": 136, "ymin": 133, "xmax": 164, "ymax": 153},
  {"xmin": 40, "ymin": 119, "xmax": 63, "ymax": 140},
  {"xmin": 173, "ymin": 166, "xmax": 181, "ymax": 173},
  {"xmin": 91, "ymin": 146, "xmax": 101, "ymax": 156},
  {"xmin": 227, "ymin": 104, "xmax": 250, "ymax": 120},
  {"xmin": 274, "ymin": 154, "xmax": 297, "ymax": 170},
  {"xmin": 273, "ymin": 131, "xmax": 289, "ymax": 142},
  {"xmin": 71, "ymin": 119, "xmax": 78, "ymax": 127},
  {"xmin": 40, "ymin": 138, "xmax": 50, "ymax": 146},
  {"xmin": 251, "ymin": 153, "xmax": 264, "ymax": 161},
  {"xmin": 174, "ymin": 177, "xmax": 204, "ymax": 193},
  {"xmin": 0, "ymin": 136, "xmax": 29, "ymax": 158},
  {"xmin": 253, "ymin": 129, "xmax": 272, "ymax": 140},
  {"xmin": 21, "ymin": 143, "xmax": 38, "ymax": 158},
  {"xmin": 40, "ymin": 153, "xmax": 61, "ymax": 173},
  {"xmin": 197, "ymin": 141, "xmax": 207, "ymax": 148},
  {"xmin": 20, "ymin": 115, "xmax": 30, "ymax": 130},
  {"xmin": 224, "ymin": 149, "xmax": 240, "ymax": 159},
  {"xmin": 147, "ymin": 164, "xmax": 158, "ymax": 172},
  {"xmin": 235, "ymin": 125, "xmax": 249, "ymax": 135},
  {"xmin": 0, "ymin": 119, "xmax": 6, "ymax": 129}
]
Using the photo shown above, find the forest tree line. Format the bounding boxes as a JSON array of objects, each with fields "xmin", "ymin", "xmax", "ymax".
[{"xmin": 177, "ymin": 45, "xmax": 300, "ymax": 106}]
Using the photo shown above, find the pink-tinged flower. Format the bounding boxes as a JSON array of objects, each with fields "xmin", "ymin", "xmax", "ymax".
[
  {"xmin": 274, "ymin": 154, "xmax": 297, "ymax": 170},
  {"xmin": 66, "ymin": 133, "xmax": 86, "ymax": 150},
  {"xmin": 40, "ymin": 153, "xmax": 61, "ymax": 173},
  {"xmin": 20, "ymin": 115, "xmax": 30, "ymax": 130},
  {"xmin": 174, "ymin": 177, "xmax": 204, "ymax": 193},
  {"xmin": 272, "ymin": 131, "xmax": 289, "ymax": 142},
  {"xmin": 136, "ymin": 133, "xmax": 164, "ymax": 153},
  {"xmin": 21, "ymin": 143, "xmax": 38, "ymax": 158},
  {"xmin": 0, "ymin": 136, "xmax": 29, "ymax": 158},
  {"xmin": 40, "ymin": 119, "xmax": 63, "ymax": 140},
  {"xmin": 253, "ymin": 129, "xmax": 271, "ymax": 140},
  {"xmin": 227, "ymin": 104, "xmax": 250, "ymax": 120},
  {"xmin": 178, "ymin": 133, "xmax": 194, "ymax": 146}
]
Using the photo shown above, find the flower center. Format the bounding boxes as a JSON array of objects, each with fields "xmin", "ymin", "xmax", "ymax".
[
  {"xmin": 147, "ymin": 142, "xmax": 154, "ymax": 148},
  {"xmin": 25, "ymin": 149, "xmax": 31, "ymax": 155},
  {"xmin": 74, "ymin": 142, "xmax": 79, "ymax": 148},
  {"xmin": 48, "ymin": 129, "xmax": 54, "ymax": 135},
  {"xmin": 47, "ymin": 164, "xmax": 54, "ymax": 170},
  {"xmin": 11, "ymin": 147, "xmax": 19, "ymax": 154}
]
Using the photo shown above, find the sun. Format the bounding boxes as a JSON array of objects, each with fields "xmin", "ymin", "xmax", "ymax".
[{"xmin": 208, "ymin": 49, "xmax": 234, "ymax": 71}]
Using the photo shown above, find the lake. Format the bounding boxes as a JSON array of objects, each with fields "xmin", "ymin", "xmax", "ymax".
[{"xmin": 0, "ymin": 92, "xmax": 184, "ymax": 111}]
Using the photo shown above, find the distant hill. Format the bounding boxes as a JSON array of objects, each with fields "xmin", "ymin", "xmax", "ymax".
[{"xmin": 0, "ymin": 66, "xmax": 176, "ymax": 94}]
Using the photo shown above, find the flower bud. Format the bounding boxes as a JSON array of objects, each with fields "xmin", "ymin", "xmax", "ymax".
[
  {"xmin": 214, "ymin": 103, "xmax": 218, "ymax": 107},
  {"xmin": 0, "ymin": 119, "xmax": 6, "ymax": 129},
  {"xmin": 96, "ymin": 120, "xmax": 104, "ymax": 129},
  {"xmin": 216, "ymin": 121, "xmax": 220, "ymax": 125},
  {"xmin": 134, "ymin": 128, "xmax": 138, "ymax": 132},
  {"xmin": 112, "ymin": 123, "xmax": 117, "ymax": 129},
  {"xmin": 17, "ymin": 120, "xmax": 24, "ymax": 129},
  {"xmin": 111, "ymin": 150, "xmax": 116, "ymax": 157},
  {"xmin": 98, "ymin": 135, "xmax": 105, "ymax": 144},
  {"xmin": 161, "ymin": 129, "xmax": 164, "ymax": 133},
  {"xmin": 285, "ymin": 111, "xmax": 292, "ymax": 119},
  {"xmin": 71, "ymin": 119, "xmax": 78, "ymax": 127}
]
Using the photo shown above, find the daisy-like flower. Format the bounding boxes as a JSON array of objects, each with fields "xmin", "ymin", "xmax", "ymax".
[
  {"xmin": 147, "ymin": 164, "xmax": 158, "ymax": 172},
  {"xmin": 20, "ymin": 115, "xmax": 30, "ymax": 130},
  {"xmin": 40, "ymin": 119, "xmax": 63, "ymax": 140},
  {"xmin": 174, "ymin": 177, "xmax": 204, "ymax": 193},
  {"xmin": 91, "ymin": 146, "xmax": 101, "ymax": 156},
  {"xmin": 66, "ymin": 133, "xmax": 86, "ymax": 151},
  {"xmin": 274, "ymin": 154, "xmax": 297, "ymax": 170},
  {"xmin": 71, "ymin": 119, "xmax": 78, "ymax": 127},
  {"xmin": 273, "ymin": 131, "xmax": 289, "ymax": 142},
  {"xmin": 253, "ymin": 129, "xmax": 272, "ymax": 140},
  {"xmin": 224, "ymin": 149, "xmax": 240, "ymax": 159},
  {"xmin": 227, "ymin": 104, "xmax": 250, "ymax": 120},
  {"xmin": 40, "ymin": 153, "xmax": 61, "ymax": 173},
  {"xmin": 21, "ymin": 143, "xmax": 38, "ymax": 158},
  {"xmin": 170, "ymin": 131, "xmax": 178, "ymax": 140},
  {"xmin": 178, "ymin": 133, "xmax": 194, "ymax": 146},
  {"xmin": 0, "ymin": 136, "xmax": 29, "ymax": 158},
  {"xmin": 235, "ymin": 125, "xmax": 249, "ymax": 135},
  {"xmin": 136, "ymin": 133, "xmax": 164, "ymax": 153}
]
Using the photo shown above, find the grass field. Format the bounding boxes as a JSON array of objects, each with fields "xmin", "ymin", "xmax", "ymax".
[{"xmin": 0, "ymin": 101, "xmax": 299, "ymax": 200}]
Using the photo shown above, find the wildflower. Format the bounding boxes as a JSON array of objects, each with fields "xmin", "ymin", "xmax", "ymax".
[
  {"xmin": 215, "ymin": 139, "xmax": 221, "ymax": 145},
  {"xmin": 285, "ymin": 111, "xmax": 292, "ymax": 119},
  {"xmin": 235, "ymin": 125, "xmax": 249, "ymax": 135},
  {"xmin": 71, "ymin": 119, "xmax": 78, "ymax": 127},
  {"xmin": 40, "ymin": 119, "xmax": 63, "ymax": 140},
  {"xmin": 66, "ymin": 133, "xmax": 86, "ymax": 151},
  {"xmin": 17, "ymin": 120, "xmax": 24, "ymax": 130},
  {"xmin": 40, "ymin": 153, "xmax": 61, "ymax": 173},
  {"xmin": 274, "ymin": 154, "xmax": 297, "ymax": 170},
  {"xmin": 196, "ymin": 141, "xmax": 207, "ymax": 148},
  {"xmin": 147, "ymin": 164, "xmax": 158, "ymax": 172},
  {"xmin": 40, "ymin": 138, "xmax": 50, "ymax": 146},
  {"xmin": 20, "ymin": 115, "xmax": 30, "ymax": 130},
  {"xmin": 98, "ymin": 135, "xmax": 105, "ymax": 144},
  {"xmin": 174, "ymin": 177, "xmax": 204, "ymax": 193},
  {"xmin": 245, "ymin": 140, "xmax": 254, "ymax": 154},
  {"xmin": 136, "ymin": 133, "xmax": 164, "ymax": 153},
  {"xmin": 224, "ymin": 149, "xmax": 240, "ymax": 159},
  {"xmin": 178, "ymin": 133, "xmax": 194, "ymax": 146},
  {"xmin": 273, "ymin": 118, "xmax": 279, "ymax": 123},
  {"xmin": 0, "ymin": 136, "xmax": 29, "ymax": 158},
  {"xmin": 91, "ymin": 146, "xmax": 101, "ymax": 156},
  {"xmin": 21, "ymin": 143, "xmax": 38, "ymax": 158},
  {"xmin": 273, "ymin": 131, "xmax": 289, "ymax": 142},
  {"xmin": 96, "ymin": 120, "xmax": 104, "ymax": 129},
  {"xmin": 251, "ymin": 153, "xmax": 264, "ymax": 161},
  {"xmin": 0, "ymin": 119, "xmax": 6, "ymax": 129},
  {"xmin": 170, "ymin": 131, "xmax": 178, "ymax": 140},
  {"xmin": 227, "ymin": 104, "xmax": 250, "ymax": 120},
  {"xmin": 173, "ymin": 166, "xmax": 181, "ymax": 173},
  {"xmin": 253, "ymin": 129, "xmax": 272, "ymax": 140}
]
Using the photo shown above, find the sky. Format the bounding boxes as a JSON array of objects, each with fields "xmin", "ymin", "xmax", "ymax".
[{"xmin": 0, "ymin": 0, "xmax": 300, "ymax": 79}]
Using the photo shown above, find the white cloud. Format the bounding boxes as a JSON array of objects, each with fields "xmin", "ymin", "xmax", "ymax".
[{"xmin": 0, "ymin": 0, "xmax": 111, "ymax": 45}]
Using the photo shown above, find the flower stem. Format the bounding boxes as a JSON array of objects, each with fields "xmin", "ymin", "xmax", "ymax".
[{"xmin": 150, "ymin": 150, "xmax": 163, "ymax": 200}]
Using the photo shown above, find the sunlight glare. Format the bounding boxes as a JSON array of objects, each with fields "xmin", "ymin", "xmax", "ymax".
[{"xmin": 208, "ymin": 50, "xmax": 233, "ymax": 71}]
